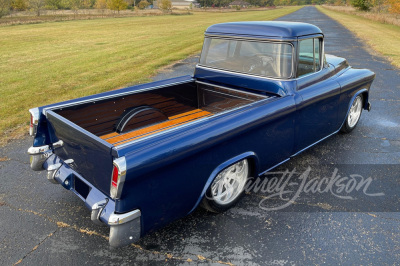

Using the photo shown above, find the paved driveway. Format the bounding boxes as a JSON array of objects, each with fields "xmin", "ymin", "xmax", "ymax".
[{"xmin": 1, "ymin": 6, "xmax": 399, "ymax": 265}]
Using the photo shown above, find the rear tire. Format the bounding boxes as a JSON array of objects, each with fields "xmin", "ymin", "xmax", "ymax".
[
  {"xmin": 341, "ymin": 95, "xmax": 363, "ymax": 133},
  {"xmin": 201, "ymin": 159, "xmax": 249, "ymax": 213}
]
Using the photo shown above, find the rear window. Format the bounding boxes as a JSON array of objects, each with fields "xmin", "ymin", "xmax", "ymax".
[{"xmin": 199, "ymin": 37, "xmax": 293, "ymax": 79}]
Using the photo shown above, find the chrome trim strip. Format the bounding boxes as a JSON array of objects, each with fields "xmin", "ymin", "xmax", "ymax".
[
  {"xmin": 292, "ymin": 130, "xmax": 339, "ymax": 157},
  {"xmin": 42, "ymin": 80, "xmax": 193, "ymax": 115},
  {"xmin": 259, "ymin": 158, "xmax": 290, "ymax": 177},
  {"xmin": 108, "ymin": 209, "xmax": 141, "ymax": 225},
  {"xmin": 28, "ymin": 145, "xmax": 50, "ymax": 155}
]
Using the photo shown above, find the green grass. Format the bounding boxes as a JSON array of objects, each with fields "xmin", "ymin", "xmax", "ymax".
[
  {"xmin": 0, "ymin": 7, "xmax": 301, "ymax": 142},
  {"xmin": 318, "ymin": 6, "xmax": 400, "ymax": 69}
]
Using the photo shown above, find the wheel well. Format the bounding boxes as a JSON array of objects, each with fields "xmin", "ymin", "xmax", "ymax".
[
  {"xmin": 361, "ymin": 91, "xmax": 369, "ymax": 110},
  {"xmin": 246, "ymin": 157, "xmax": 258, "ymax": 179}
]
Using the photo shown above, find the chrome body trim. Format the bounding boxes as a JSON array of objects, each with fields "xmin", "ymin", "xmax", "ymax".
[
  {"xmin": 52, "ymin": 140, "xmax": 64, "ymax": 149},
  {"xmin": 64, "ymin": 159, "xmax": 74, "ymax": 165},
  {"xmin": 29, "ymin": 107, "xmax": 40, "ymax": 136},
  {"xmin": 46, "ymin": 163, "xmax": 62, "ymax": 184},
  {"xmin": 91, "ymin": 199, "xmax": 108, "ymax": 226},
  {"xmin": 28, "ymin": 145, "xmax": 52, "ymax": 171},
  {"xmin": 28, "ymin": 145, "xmax": 50, "ymax": 155},
  {"xmin": 108, "ymin": 209, "xmax": 141, "ymax": 225}
]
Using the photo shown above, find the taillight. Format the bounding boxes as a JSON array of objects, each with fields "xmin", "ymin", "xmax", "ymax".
[
  {"xmin": 112, "ymin": 165, "xmax": 119, "ymax": 188},
  {"xmin": 110, "ymin": 157, "xmax": 127, "ymax": 199}
]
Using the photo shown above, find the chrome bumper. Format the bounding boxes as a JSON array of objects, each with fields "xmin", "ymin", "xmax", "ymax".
[
  {"xmin": 91, "ymin": 200, "xmax": 142, "ymax": 247},
  {"xmin": 28, "ymin": 146, "xmax": 142, "ymax": 247}
]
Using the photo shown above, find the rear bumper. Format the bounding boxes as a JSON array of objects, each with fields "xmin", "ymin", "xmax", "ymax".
[{"xmin": 28, "ymin": 146, "xmax": 141, "ymax": 247}]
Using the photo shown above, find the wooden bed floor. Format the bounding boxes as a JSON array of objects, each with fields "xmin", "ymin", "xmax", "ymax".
[{"xmin": 100, "ymin": 109, "xmax": 212, "ymax": 146}]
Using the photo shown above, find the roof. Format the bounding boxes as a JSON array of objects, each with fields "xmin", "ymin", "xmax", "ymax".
[
  {"xmin": 229, "ymin": 1, "xmax": 250, "ymax": 5},
  {"xmin": 205, "ymin": 21, "xmax": 323, "ymax": 40}
]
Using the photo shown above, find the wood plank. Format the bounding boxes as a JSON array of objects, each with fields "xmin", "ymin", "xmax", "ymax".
[{"xmin": 100, "ymin": 109, "xmax": 211, "ymax": 145}]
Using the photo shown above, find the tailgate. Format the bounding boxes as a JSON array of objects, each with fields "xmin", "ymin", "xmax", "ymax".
[{"xmin": 46, "ymin": 110, "xmax": 115, "ymax": 196}]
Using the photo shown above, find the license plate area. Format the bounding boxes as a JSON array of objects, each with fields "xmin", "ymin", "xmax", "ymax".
[{"xmin": 74, "ymin": 176, "xmax": 91, "ymax": 199}]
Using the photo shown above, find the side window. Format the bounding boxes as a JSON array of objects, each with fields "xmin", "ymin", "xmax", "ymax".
[{"xmin": 297, "ymin": 38, "xmax": 322, "ymax": 77}]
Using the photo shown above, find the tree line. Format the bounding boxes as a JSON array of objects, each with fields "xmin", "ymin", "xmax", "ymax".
[
  {"xmin": 1, "ymin": 0, "xmax": 399, "ymax": 19},
  {"xmin": 0, "ymin": 0, "xmax": 159, "ymax": 17}
]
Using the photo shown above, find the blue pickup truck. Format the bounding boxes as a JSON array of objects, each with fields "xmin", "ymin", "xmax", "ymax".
[{"xmin": 28, "ymin": 21, "xmax": 375, "ymax": 247}]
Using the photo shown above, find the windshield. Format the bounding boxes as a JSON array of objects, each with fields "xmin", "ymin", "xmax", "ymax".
[{"xmin": 199, "ymin": 38, "xmax": 293, "ymax": 79}]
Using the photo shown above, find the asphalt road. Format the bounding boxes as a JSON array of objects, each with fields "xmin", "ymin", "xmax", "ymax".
[{"xmin": 1, "ymin": 6, "xmax": 400, "ymax": 266}]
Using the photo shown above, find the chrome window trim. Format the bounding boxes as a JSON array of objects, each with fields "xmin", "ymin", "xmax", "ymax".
[
  {"xmin": 296, "ymin": 36, "xmax": 325, "ymax": 79},
  {"xmin": 200, "ymin": 36, "xmax": 295, "ymax": 80}
]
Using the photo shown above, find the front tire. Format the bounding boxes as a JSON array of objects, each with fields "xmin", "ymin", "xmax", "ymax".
[
  {"xmin": 341, "ymin": 95, "xmax": 363, "ymax": 133},
  {"xmin": 201, "ymin": 159, "xmax": 249, "ymax": 213}
]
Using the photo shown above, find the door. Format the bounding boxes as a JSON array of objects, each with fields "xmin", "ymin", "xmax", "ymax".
[{"xmin": 293, "ymin": 38, "xmax": 341, "ymax": 153}]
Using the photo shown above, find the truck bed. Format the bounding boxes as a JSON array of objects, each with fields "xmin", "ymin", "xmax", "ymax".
[{"xmin": 51, "ymin": 81, "xmax": 268, "ymax": 147}]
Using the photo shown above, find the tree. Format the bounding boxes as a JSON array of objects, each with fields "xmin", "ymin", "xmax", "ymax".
[
  {"xmin": 12, "ymin": 0, "xmax": 27, "ymax": 10},
  {"xmin": 45, "ymin": 0, "xmax": 61, "ymax": 9},
  {"xmin": 67, "ymin": 0, "xmax": 82, "ymax": 17},
  {"xmin": 351, "ymin": 0, "xmax": 372, "ymax": 11},
  {"xmin": 107, "ymin": 0, "xmax": 127, "ymax": 13},
  {"xmin": 386, "ymin": 0, "xmax": 400, "ymax": 14},
  {"xmin": 0, "ymin": 0, "xmax": 11, "ymax": 18},
  {"xmin": 95, "ymin": 0, "xmax": 107, "ymax": 15},
  {"xmin": 137, "ymin": 0, "xmax": 148, "ymax": 8},
  {"xmin": 29, "ymin": 0, "xmax": 45, "ymax": 16},
  {"xmin": 159, "ymin": 0, "xmax": 170, "ymax": 11}
]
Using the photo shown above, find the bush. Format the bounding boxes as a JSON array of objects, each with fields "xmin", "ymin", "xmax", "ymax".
[
  {"xmin": 12, "ymin": 0, "xmax": 28, "ymax": 10},
  {"xmin": 107, "ymin": 0, "xmax": 127, "ymax": 13},
  {"xmin": 351, "ymin": 0, "xmax": 372, "ymax": 11},
  {"xmin": 137, "ymin": 0, "xmax": 149, "ymax": 9},
  {"xmin": 159, "ymin": 0, "xmax": 170, "ymax": 12},
  {"xmin": 0, "ymin": 0, "xmax": 11, "ymax": 17}
]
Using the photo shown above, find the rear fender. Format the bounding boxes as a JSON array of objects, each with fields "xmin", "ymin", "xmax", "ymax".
[{"xmin": 188, "ymin": 151, "xmax": 259, "ymax": 214}]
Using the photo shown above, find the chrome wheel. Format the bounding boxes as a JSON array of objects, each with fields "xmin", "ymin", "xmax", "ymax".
[
  {"xmin": 348, "ymin": 95, "xmax": 363, "ymax": 128},
  {"xmin": 209, "ymin": 159, "xmax": 249, "ymax": 205}
]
